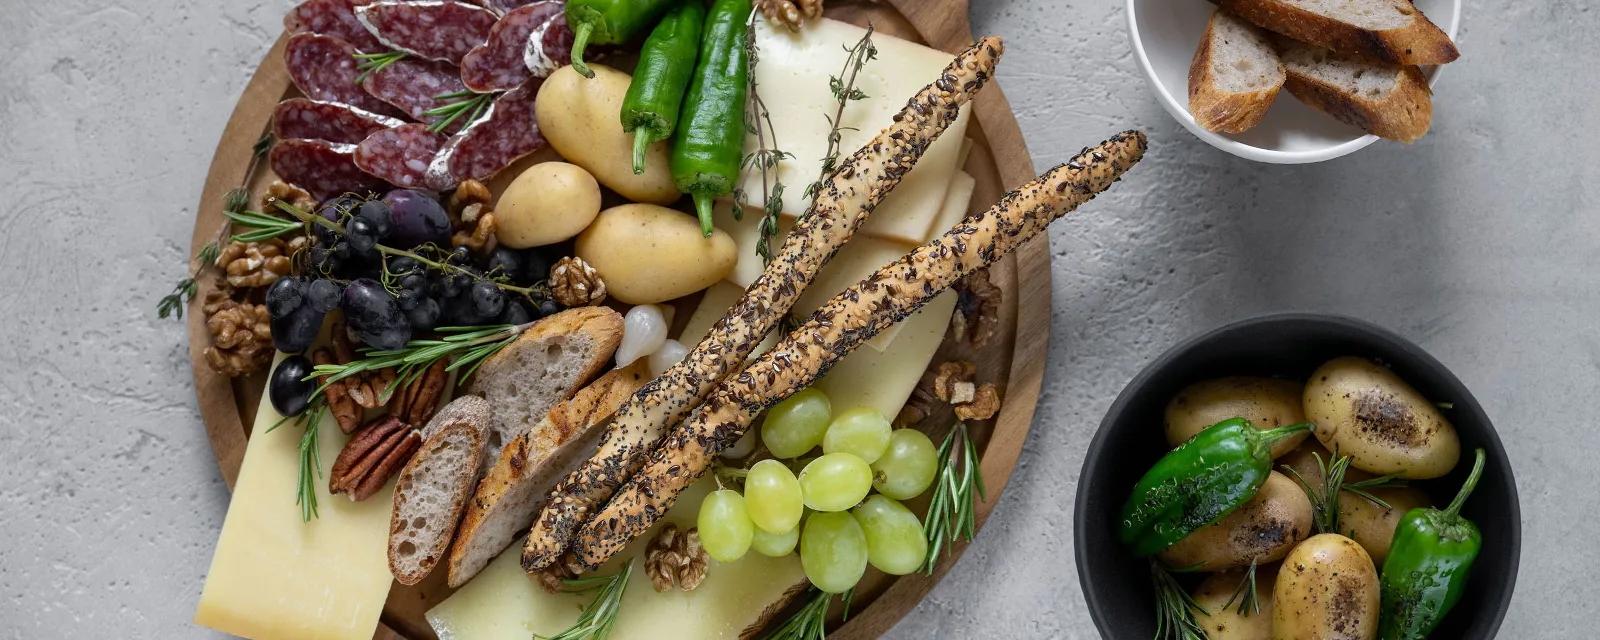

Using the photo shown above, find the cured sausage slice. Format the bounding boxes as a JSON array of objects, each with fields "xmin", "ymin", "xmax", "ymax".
[
  {"xmin": 523, "ymin": 11, "xmax": 574, "ymax": 79},
  {"xmin": 273, "ymin": 98, "xmax": 406, "ymax": 144},
  {"xmin": 360, "ymin": 57, "xmax": 471, "ymax": 133},
  {"xmin": 271, "ymin": 139, "xmax": 389, "ymax": 201},
  {"xmin": 459, "ymin": 1, "xmax": 562, "ymax": 92},
  {"xmin": 355, "ymin": 1, "xmax": 498, "ymax": 65},
  {"xmin": 425, "ymin": 80, "xmax": 545, "ymax": 191},
  {"xmin": 284, "ymin": 33, "xmax": 408, "ymax": 119},
  {"xmin": 283, "ymin": 0, "xmax": 384, "ymax": 52},
  {"xmin": 355, "ymin": 124, "xmax": 447, "ymax": 189},
  {"xmin": 471, "ymin": 0, "xmax": 551, "ymax": 18}
]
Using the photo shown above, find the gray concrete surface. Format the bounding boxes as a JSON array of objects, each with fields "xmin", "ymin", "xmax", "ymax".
[{"xmin": 0, "ymin": 0, "xmax": 1591, "ymax": 637}]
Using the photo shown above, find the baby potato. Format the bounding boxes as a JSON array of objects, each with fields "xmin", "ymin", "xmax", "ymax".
[
  {"xmin": 1338, "ymin": 486, "xmax": 1431, "ymax": 566},
  {"xmin": 575, "ymin": 204, "xmax": 737, "ymax": 304},
  {"xmin": 1166, "ymin": 377, "xmax": 1309, "ymax": 457},
  {"xmin": 1192, "ymin": 565, "xmax": 1278, "ymax": 639},
  {"xmin": 535, "ymin": 65, "xmax": 679, "ymax": 204},
  {"xmin": 1272, "ymin": 534, "xmax": 1379, "ymax": 640},
  {"xmin": 494, "ymin": 162, "xmax": 602, "ymax": 248},
  {"xmin": 1304, "ymin": 357, "xmax": 1460, "ymax": 479},
  {"xmin": 1157, "ymin": 472, "xmax": 1312, "ymax": 571}
]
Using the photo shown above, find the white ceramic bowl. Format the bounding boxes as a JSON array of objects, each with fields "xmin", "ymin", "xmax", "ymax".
[{"xmin": 1126, "ymin": 0, "xmax": 1461, "ymax": 163}]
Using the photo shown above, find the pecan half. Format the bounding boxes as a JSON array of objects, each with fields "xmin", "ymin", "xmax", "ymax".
[
  {"xmin": 330, "ymin": 415, "xmax": 421, "ymax": 501},
  {"xmin": 314, "ymin": 322, "xmax": 399, "ymax": 433},
  {"xmin": 389, "ymin": 359, "xmax": 449, "ymax": 426}
]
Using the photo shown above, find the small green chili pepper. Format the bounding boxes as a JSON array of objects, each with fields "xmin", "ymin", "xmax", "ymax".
[
  {"xmin": 1118, "ymin": 418, "xmax": 1313, "ymax": 557},
  {"xmin": 671, "ymin": 0, "xmax": 750, "ymax": 237},
  {"xmin": 621, "ymin": 1, "xmax": 704, "ymax": 175},
  {"xmin": 1379, "ymin": 448, "xmax": 1486, "ymax": 640},
  {"xmin": 565, "ymin": 0, "xmax": 679, "ymax": 80}
]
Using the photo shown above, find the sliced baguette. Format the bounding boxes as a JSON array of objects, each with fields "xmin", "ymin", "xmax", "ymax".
[
  {"xmin": 1218, "ymin": 0, "xmax": 1457, "ymax": 66},
  {"xmin": 447, "ymin": 363, "xmax": 649, "ymax": 587},
  {"xmin": 1279, "ymin": 40, "xmax": 1432, "ymax": 142},
  {"xmin": 388, "ymin": 396, "xmax": 492, "ymax": 585},
  {"xmin": 466, "ymin": 306, "xmax": 623, "ymax": 479},
  {"xmin": 1189, "ymin": 10, "xmax": 1284, "ymax": 133}
]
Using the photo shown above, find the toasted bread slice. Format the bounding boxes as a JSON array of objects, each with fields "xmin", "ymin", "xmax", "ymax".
[
  {"xmin": 446, "ymin": 363, "xmax": 649, "ymax": 587},
  {"xmin": 1279, "ymin": 40, "xmax": 1432, "ymax": 142},
  {"xmin": 466, "ymin": 306, "xmax": 623, "ymax": 479},
  {"xmin": 1218, "ymin": 0, "xmax": 1457, "ymax": 66},
  {"xmin": 388, "ymin": 396, "xmax": 491, "ymax": 585},
  {"xmin": 1189, "ymin": 10, "xmax": 1284, "ymax": 133}
]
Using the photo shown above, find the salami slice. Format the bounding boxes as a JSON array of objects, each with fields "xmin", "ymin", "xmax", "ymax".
[
  {"xmin": 471, "ymin": 0, "xmax": 550, "ymax": 17},
  {"xmin": 284, "ymin": 0, "xmax": 384, "ymax": 52},
  {"xmin": 355, "ymin": 124, "xmax": 447, "ymax": 189},
  {"xmin": 360, "ymin": 57, "xmax": 471, "ymax": 132},
  {"xmin": 284, "ymin": 34, "xmax": 408, "ymax": 119},
  {"xmin": 523, "ymin": 11, "xmax": 574, "ymax": 79},
  {"xmin": 425, "ymin": 80, "xmax": 545, "ymax": 191},
  {"xmin": 273, "ymin": 98, "xmax": 405, "ymax": 144},
  {"xmin": 271, "ymin": 139, "xmax": 389, "ymax": 201},
  {"xmin": 460, "ymin": 1, "xmax": 562, "ymax": 92},
  {"xmin": 354, "ymin": 1, "xmax": 498, "ymax": 65}
]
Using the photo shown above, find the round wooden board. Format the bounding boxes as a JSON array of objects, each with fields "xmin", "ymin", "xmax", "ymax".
[{"xmin": 189, "ymin": 1, "xmax": 1046, "ymax": 638}]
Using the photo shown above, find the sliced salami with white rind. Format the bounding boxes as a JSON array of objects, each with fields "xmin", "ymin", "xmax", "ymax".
[
  {"xmin": 471, "ymin": 0, "xmax": 550, "ymax": 18},
  {"xmin": 425, "ymin": 80, "xmax": 545, "ymax": 191},
  {"xmin": 355, "ymin": 124, "xmax": 448, "ymax": 189},
  {"xmin": 460, "ymin": 1, "xmax": 562, "ymax": 92},
  {"xmin": 271, "ymin": 139, "xmax": 389, "ymax": 201},
  {"xmin": 360, "ymin": 57, "xmax": 471, "ymax": 133},
  {"xmin": 355, "ymin": 1, "xmax": 498, "ymax": 65},
  {"xmin": 523, "ymin": 11, "xmax": 574, "ymax": 79},
  {"xmin": 284, "ymin": 0, "xmax": 384, "ymax": 52},
  {"xmin": 274, "ymin": 98, "xmax": 406, "ymax": 144},
  {"xmin": 284, "ymin": 33, "xmax": 408, "ymax": 119}
]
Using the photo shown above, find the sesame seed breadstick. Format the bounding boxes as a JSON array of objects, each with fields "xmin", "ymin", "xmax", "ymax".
[
  {"xmin": 572, "ymin": 130, "xmax": 1150, "ymax": 568},
  {"xmin": 521, "ymin": 37, "xmax": 1007, "ymax": 571}
]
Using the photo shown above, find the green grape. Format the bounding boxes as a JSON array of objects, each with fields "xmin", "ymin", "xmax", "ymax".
[
  {"xmin": 852, "ymin": 495, "xmax": 928, "ymax": 575},
  {"xmin": 822, "ymin": 406, "xmax": 892, "ymax": 464},
  {"xmin": 698, "ymin": 489, "xmax": 754, "ymax": 562},
  {"xmin": 798, "ymin": 453, "xmax": 873, "ymax": 512},
  {"xmin": 800, "ymin": 511, "xmax": 867, "ymax": 593},
  {"xmin": 751, "ymin": 525, "xmax": 799, "ymax": 557},
  {"xmin": 762, "ymin": 388, "xmax": 833, "ymax": 459},
  {"xmin": 744, "ymin": 459, "xmax": 804, "ymax": 533},
  {"xmin": 871, "ymin": 429, "xmax": 940, "ymax": 500}
]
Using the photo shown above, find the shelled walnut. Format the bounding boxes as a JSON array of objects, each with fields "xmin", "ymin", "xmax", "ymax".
[
  {"xmin": 217, "ymin": 238, "xmax": 294, "ymax": 288},
  {"xmin": 549, "ymin": 256, "xmax": 607, "ymax": 307},
  {"xmin": 261, "ymin": 180, "xmax": 318, "ymax": 213},
  {"xmin": 900, "ymin": 360, "xmax": 1003, "ymax": 424},
  {"xmin": 645, "ymin": 524, "xmax": 707, "ymax": 592},
  {"xmin": 451, "ymin": 208, "xmax": 499, "ymax": 254},
  {"xmin": 952, "ymin": 269, "xmax": 1002, "ymax": 349},
  {"xmin": 756, "ymin": 0, "xmax": 822, "ymax": 31},
  {"xmin": 201, "ymin": 288, "xmax": 273, "ymax": 377}
]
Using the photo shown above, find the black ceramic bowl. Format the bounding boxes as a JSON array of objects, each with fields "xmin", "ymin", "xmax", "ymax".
[{"xmin": 1075, "ymin": 313, "xmax": 1519, "ymax": 638}]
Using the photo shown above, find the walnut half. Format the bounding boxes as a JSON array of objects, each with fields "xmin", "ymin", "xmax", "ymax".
[{"xmin": 644, "ymin": 524, "xmax": 708, "ymax": 592}]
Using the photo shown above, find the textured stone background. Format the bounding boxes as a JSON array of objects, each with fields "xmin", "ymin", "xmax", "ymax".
[{"xmin": 0, "ymin": 0, "xmax": 1591, "ymax": 638}]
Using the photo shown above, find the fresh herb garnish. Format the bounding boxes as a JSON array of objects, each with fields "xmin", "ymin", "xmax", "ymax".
[
  {"xmin": 541, "ymin": 560, "xmax": 634, "ymax": 640},
  {"xmin": 424, "ymin": 90, "xmax": 495, "ymax": 134},
  {"xmin": 157, "ymin": 132, "xmax": 273, "ymax": 320},
  {"xmin": 801, "ymin": 25, "xmax": 877, "ymax": 211},
  {"xmin": 1283, "ymin": 448, "xmax": 1406, "ymax": 535},
  {"xmin": 354, "ymin": 51, "xmax": 408, "ymax": 83},
  {"xmin": 265, "ymin": 391, "xmax": 328, "ymax": 522},
  {"xmin": 1220, "ymin": 557, "xmax": 1263, "ymax": 617},
  {"xmin": 1150, "ymin": 559, "xmax": 1208, "ymax": 640},
  {"xmin": 734, "ymin": 13, "xmax": 794, "ymax": 266},
  {"xmin": 922, "ymin": 421, "xmax": 985, "ymax": 574},
  {"xmin": 761, "ymin": 587, "xmax": 853, "ymax": 640},
  {"xmin": 308, "ymin": 323, "xmax": 530, "ymax": 398}
]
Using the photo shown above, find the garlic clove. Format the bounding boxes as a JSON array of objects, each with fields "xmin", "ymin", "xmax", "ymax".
[
  {"xmin": 617, "ymin": 304, "xmax": 668, "ymax": 367},
  {"xmin": 648, "ymin": 339, "xmax": 689, "ymax": 378}
]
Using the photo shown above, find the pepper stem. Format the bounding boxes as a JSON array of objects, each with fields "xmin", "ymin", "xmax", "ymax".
[
  {"xmin": 693, "ymin": 191, "xmax": 716, "ymax": 237},
  {"xmin": 570, "ymin": 21, "xmax": 596, "ymax": 79},
  {"xmin": 1442, "ymin": 448, "xmax": 1487, "ymax": 520},
  {"xmin": 630, "ymin": 130, "xmax": 650, "ymax": 175},
  {"xmin": 1258, "ymin": 421, "xmax": 1314, "ymax": 445}
]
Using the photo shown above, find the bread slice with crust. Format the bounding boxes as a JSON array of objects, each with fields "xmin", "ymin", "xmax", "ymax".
[
  {"xmin": 388, "ymin": 396, "xmax": 491, "ymax": 585},
  {"xmin": 1279, "ymin": 40, "xmax": 1433, "ymax": 142},
  {"xmin": 1189, "ymin": 10, "xmax": 1284, "ymax": 133},
  {"xmin": 1218, "ymin": 0, "xmax": 1458, "ymax": 66},
  {"xmin": 447, "ymin": 363, "xmax": 649, "ymax": 587}
]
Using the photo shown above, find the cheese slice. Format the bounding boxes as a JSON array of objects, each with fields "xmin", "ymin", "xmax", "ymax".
[
  {"xmin": 195, "ymin": 355, "xmax": 395, "ymax": 640},
  {"xmin": 928, "ymin": 171, "xmax": 977, "ymax": 239},
  {"xmin": 740, "ymin": 18, "xmax": 969, "ymax": 245},
  {"xmin": 427, "ymin": 479, "xmax": 806, "ymax": 640},
  {"xmin": 815, "ymin": 292, "xmax": 956, "ymax": 419},
  {"xmin": 679, "ymin": 280, "xmax": 779, "ymax": 362}
]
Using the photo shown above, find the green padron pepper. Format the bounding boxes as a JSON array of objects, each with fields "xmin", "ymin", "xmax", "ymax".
[
  {"xmin": 1379, "ymin": 448, "xmax": 1487, "ymax": 640},
  {"xmin": 671, "ymin": 0, "xmax": 751, "ymax": 237},
  {"xmin": 565, "ymin": 0, "xmax": 679, "ymax": 79},
  {"xmin": 1118, "ymin": 417, "xmax": 1313, "ymax": 557},
  {"xmin": 621, "ymin": 0, "xmax": 705, "ymax": 175}
]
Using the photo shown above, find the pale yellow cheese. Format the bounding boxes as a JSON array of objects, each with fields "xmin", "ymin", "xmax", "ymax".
[
  {"xmin": 427, "ymin": 479, "xmax": 806, "ymax": 640},
  {"xmin": 740, "ymin": 18, "xmax": 969, "ymax": 245},
  {"xmin": 680, "ymin": 280, "xmax": 779, "ymax": 362},
  {"xmin": 195, "ymin": 355, "xmax": 396, "ymax": 640},
  {"xmin": 814, "ymin": 292, "xmax": 957, "ymax": 419},
  {"xmin": 928, "ymin": 171, "xmax": 977, "ymax": 239}
]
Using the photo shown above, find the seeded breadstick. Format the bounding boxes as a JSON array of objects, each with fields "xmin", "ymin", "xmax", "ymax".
[
  {"xmin": 571, "ymin": 131, "xmax": 1149, "ymax": 568},
  {"xmin": 521, "ymin": 37, "xmax": 1006, "ymax": 571}
]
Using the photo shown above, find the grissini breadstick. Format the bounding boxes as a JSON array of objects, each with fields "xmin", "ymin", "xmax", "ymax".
[
  {"xmin": 572, "ymin": 130, "xmax": 1149, "ymax": 568},
  {"xmin": 521, "ymin": 37, "xmax": 1006, "ymax": 571}
]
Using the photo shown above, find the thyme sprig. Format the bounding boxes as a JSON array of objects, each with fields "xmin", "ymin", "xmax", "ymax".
[
  {"xmin": 308, "ymin": 323, "xmax": 531, "ymax": 397},
  {"xmin": 157, "ymin": 132, "xmax": 273, "ymax": 320},
  {"xmin": 761, "ymin": 587, "xmax": 854, "ymax": 640},
  {"xmin": 1151, "ymin": 560, "xmax": 1208, "ymax": 640},
  {"xmin": 424, "ymin": 90, "xmax": 495, "ymax": 134},
  {"xmin": 801, "ymin": 25, "xmax": 877, "ymax": 211},
  {"xmin": 921, "ymin": 422, "xmax": 985, "ymax": 574},
  {"xmin": 541, "ymin": 560, "xmax": 634, "ymax": 640},
  {"xmin": 1283, "ymin": 448, "xmax": 1406, "ymax": 535},
  {"xmin": 265, "ymin": 391, "xmax": 328, "ymax": 522},
  {"xmin": 735, "ymin": 11, "xmax": 794, "ymax": 265},
  {"xmin": 354, "ymin": 51, "xmax": 407, "ymax": 83}
]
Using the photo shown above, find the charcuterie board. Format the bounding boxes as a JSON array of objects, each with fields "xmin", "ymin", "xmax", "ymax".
[{"xmin": 188, "ymin": 0, "xmax": 1049, "ymax": 638}]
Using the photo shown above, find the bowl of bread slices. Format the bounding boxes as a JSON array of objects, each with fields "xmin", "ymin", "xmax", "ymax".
[{"xmin": 1127, "ymin": 0, "xmax": 1461, "ymax": 163}]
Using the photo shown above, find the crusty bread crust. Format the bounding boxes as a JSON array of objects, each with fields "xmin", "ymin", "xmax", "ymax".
[
  {"xmin": 388, "ymin": 418, "xmax": 484, "ymax": 586},
  {"xmin": 1219, "ymin": 0, "xmax": 1458, "ymax": 66},
  {"xmin": 1188, "ymin": 11, "xmax": 1284, "ymax": 133},
  {"xmin": 1282, "ymin": 52, "xmax": 1432, "ymax": 142}
]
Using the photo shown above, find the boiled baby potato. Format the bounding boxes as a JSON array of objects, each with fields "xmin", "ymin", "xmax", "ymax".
[
  {"xmin": 535, "ymin": 65, "xmax": 679, "ymax": 204},
  {"xmin": 1192, "ymin": 565, "xmax": 1278, "ymax": 639},
  {"xmin": 1304, "ymin": 357, "xmax": 1460, "ymax": 479},
  {"xmin": 575, "ymin": 204, "xmax": 736, "ymax": 304},
  {"xmin": 1272, "ymin": 534, "xmax": 1379, "ymax": 640},
  {"xmin": 1338, "ymin": 486, "xmax": 1430, "ymax": 566},
  {"xmin": 1157, "ymin": 472, "xmax": 1312, "ymax": 571},
  {"xmin": 1165, "ymin": 377, "xmax": 1308, "ymax": 458},
  {"xmin": 495, "ymin": 162, "xmax": 602, "ymax": 248}
]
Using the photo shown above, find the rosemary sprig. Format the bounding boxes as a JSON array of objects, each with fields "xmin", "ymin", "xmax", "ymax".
[
  {"xmin": 736, "ymin": 11, "xmax": 794, "ymax": 266},
  {"xmin": 541, "ymin": 560, "xmax": 634, "ymax": 640},
  {"xmin": 265, "ymin": 392, "xmax": 327, "ymax": 521},
  {"xmin": 157, "ymin": 241, "xmax": 220, "ymax": 320},
  {"xmin": 308, "ymin": 323, "xmax": 530, "ymax": 397},
  {"xmin": 354, "ymin": 51, "xmax": 407, "ymax": 83},
  {"xmin": 921, "ymin": 422, "xmax": 985, "ymax": 574},
  {"xmin": 225, "ymin": 208, "xmax": 302, "ymax": 242},
  {"xmin": 760, "ymin": 587, "xmax": 853, "ymax": 640},
  {"xmin": 1220, "ymin": 557, "xmax": 1262, "ymax": 617},
  {"xmin": 424, "ymin": 90, "xmax": 494, "ymax": 134},
  {"xmin": 1151, "ymin": 560, "xmax": 1208, "ymax": 640},
  {"xmin": 801, "ymin": 25, "xmax": 877, "ymax": 211},
  {"xmin": 1282, "ymin": 449, "xmax": 1405, "ymax": 535}
]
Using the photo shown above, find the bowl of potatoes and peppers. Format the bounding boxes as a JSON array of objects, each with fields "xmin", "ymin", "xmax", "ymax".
[{"xmin": 1075, "ymin": 314, "xmax": 1519, "ymax": 639}]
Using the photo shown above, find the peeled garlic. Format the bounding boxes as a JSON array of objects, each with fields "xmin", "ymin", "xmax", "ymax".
[
  {"xmin": 616, "ymin": 304, "xmax": 668, "ymax": 368},
  {"xmin": 648, "ymin": 339, "xmax": 689, "ymax": 377}
]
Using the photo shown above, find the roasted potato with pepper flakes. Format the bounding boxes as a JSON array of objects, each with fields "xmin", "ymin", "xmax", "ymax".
[
  {"xmin": 1304, "ymin": 357, "xmax": 1460, "ymax": 479},
  {"xmin": 1273, "ymin": 533, "xmax": 1380, "ymax": 640},
  {"xmin": 1192, "ymin": 565, "xmax": 1278, "ymax": 640},
  {"xmin": 1157, "ymin": 472, "xmax": 1312, "ymax": 571},
  {"xmin": 1165, "ymin": 377, "xmax": 1309, "ymax": 458}
]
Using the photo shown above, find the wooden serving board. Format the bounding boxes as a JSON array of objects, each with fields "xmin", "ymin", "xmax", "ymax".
[{"xmin": 188, "ymin": 0, "xmax": 1045, "ymax": 638}]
